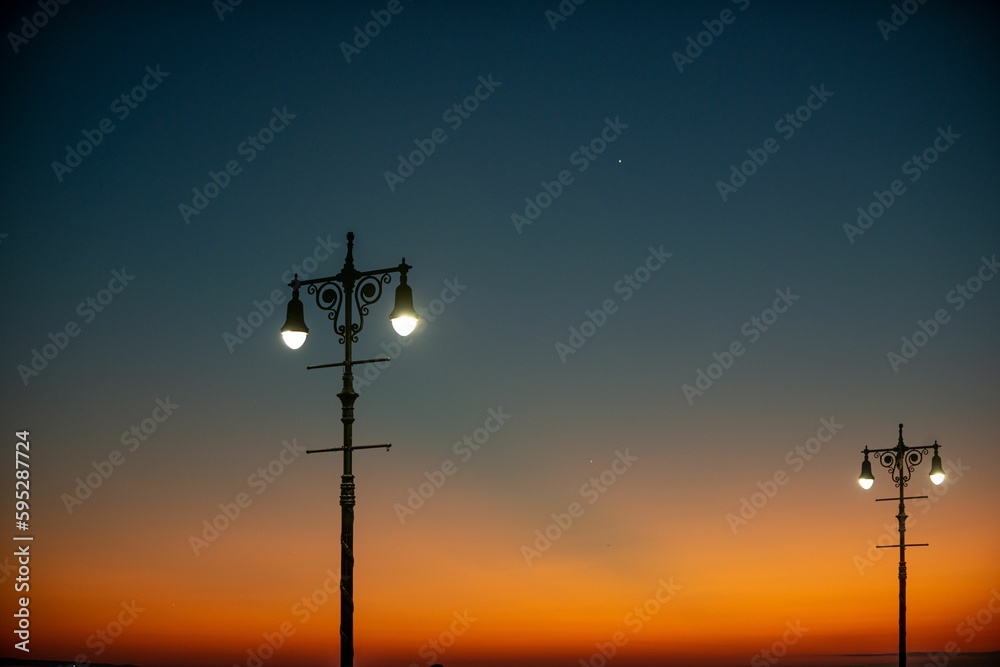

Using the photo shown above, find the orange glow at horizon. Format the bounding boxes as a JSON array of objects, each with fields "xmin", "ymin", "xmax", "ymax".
[{"xmin": 19, "ymin": 435, "xmax": 999, "ymax": 667}]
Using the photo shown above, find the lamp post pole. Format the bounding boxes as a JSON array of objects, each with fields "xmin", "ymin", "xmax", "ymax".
[
  {"xmin": 895, "ymin": 458, "xmax": 907, "ymax": 667},
  {"xmin": 281, "ymin": 231, "xmax": 417, "ymax": 667},
  {"xmin": 858, "ymin": 424, "xmax": 945, "ymax": 667}
]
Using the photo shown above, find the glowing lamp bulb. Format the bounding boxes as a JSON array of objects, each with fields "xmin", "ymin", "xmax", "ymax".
[
  {"xmin": 281, "ymin": 330, "xmax": 307, "ymax": 350},
  {"xmin": 391, "ymin": 315, "xmax": 417, "ymax": 337}
]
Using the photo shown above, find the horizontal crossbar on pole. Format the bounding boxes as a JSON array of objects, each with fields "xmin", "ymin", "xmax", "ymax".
[
  {"xmin": 875, "ymin": 495, "xmax": 929, "ymax": 502},
  {"xmin": 306, "ymin": 443, "xmax": 392, "ymax": 455},
  {"xmin": 306, "ymin": 357, "xmax": 391, "ymax": 370},
  {"xmin": 875, "ymin": 543, "xmax": 929, "ymax": 548}
]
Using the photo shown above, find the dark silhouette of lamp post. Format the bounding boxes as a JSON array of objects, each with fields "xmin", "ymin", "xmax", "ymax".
[
  {"xmin": 858, "ymin": 423, "xmax": 946, "ymax": 667},
  {"xmin": 280, "ymin": 231, "xmax": 417, "ymax": 667}
]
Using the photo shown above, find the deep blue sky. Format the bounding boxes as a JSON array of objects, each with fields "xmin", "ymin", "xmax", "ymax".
[{"xmin": 2, "ymin": 1, "xmax": 998, "ymax": 665}]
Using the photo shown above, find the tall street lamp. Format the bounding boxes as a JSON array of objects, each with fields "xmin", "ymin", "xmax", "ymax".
[
  {"xmin": 280, "ymin": 231, "xmax": 417, "ymax": 667},
  {"xmin": 858, "ymin": 423, "xmax": 946, "ymax": 667}
]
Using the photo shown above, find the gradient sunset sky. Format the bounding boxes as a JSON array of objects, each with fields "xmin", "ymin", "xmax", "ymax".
[{"xmin": 2, "ymin": 1, "xmax": 999, "ymax": 666}]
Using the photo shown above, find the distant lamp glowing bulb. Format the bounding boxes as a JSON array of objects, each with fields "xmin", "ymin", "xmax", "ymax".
[
  {"xmin": 859, "ymin": 456, "xmax": 874, "ymax": 490},
  {"xmin": 929, "ymin": 444, "xmax": 945, "ymax": 485}
]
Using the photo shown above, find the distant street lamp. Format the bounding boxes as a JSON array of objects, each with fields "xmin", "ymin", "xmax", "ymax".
[
  {"xmin": 858, "ymin": 423, "xmax": 945, "ymax": 667},
  {"xmin": 281, "ymin": 231, "xmax": 417, "ymax": 667}
]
